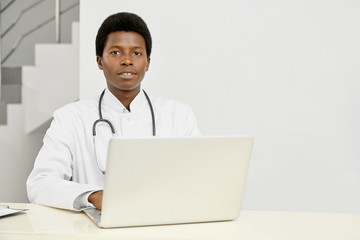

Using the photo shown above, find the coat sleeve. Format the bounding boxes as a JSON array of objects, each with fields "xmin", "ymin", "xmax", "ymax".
[
  {"xmin": 26, "ymin": 107, "xmax": 102, "ymax": 211},
  {"xmin": 183, "ymin": 105, "xmax": 201, "ymax": 136}
]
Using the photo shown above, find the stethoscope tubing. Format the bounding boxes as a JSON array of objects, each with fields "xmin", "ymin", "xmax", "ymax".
[
  {"xmin": 92, "ymin": 89, "xmax": 156, "ymax": 174},
  {"xmin": 93, "ymin": 89, "xmax": 156, "ymax": 137}
]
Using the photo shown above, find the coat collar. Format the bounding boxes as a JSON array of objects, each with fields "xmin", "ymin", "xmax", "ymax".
[{"xmin": 101, "ymin": 88, "xmax": 147, "ymax": 115}]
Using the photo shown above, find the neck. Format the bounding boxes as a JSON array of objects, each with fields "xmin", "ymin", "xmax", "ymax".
[{"xmin": 109, "ymin": 87, "xmax": 141, "ymax": 111}]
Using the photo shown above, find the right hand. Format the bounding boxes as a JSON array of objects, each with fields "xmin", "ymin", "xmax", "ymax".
[{"xmin": 88, "ymin": 190, "xmax": 103, "ymax": 210}]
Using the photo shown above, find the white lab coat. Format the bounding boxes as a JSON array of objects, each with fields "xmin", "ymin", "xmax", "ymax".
[{"xmin": 27, "ymin": 89, "xmax": 200, "ymax": 210}]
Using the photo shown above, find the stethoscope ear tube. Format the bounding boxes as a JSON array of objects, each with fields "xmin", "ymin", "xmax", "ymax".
[
  {"xmin": 143, "ymin": 90, "xmax": 156, "ymax": 136},
  {"xmin": 94, "ymin": 89, "xmax": 155, "ymax": 136},
  {"xmin": 92, "ymin": 119, "xmax": 115, "ymax": 136}
]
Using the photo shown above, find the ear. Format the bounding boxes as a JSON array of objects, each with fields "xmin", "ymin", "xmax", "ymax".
[
  {"xmin": 145, "ymin": 57, "xmax": 151, "ymax": 71},
  {"xmin": 96, "ymin": 56, "xmax": 103, "ymax": 70}
]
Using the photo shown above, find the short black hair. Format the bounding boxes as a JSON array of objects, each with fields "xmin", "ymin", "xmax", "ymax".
[{"xmin": 95, "ymin": 12, "xmax": 152, "ymax": 57}]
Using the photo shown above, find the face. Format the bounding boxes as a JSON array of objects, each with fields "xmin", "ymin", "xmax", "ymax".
[{"xmin": 97, "ymin": 31, "xmax": 150, "ymax": 96}]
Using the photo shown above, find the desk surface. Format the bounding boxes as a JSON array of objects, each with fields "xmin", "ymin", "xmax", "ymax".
[{"xmin": 0, "ymin": 202, "xmax": 359, "ymax": 240}]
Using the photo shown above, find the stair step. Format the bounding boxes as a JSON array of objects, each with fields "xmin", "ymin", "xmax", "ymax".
[
  {"xmin": 34, "ymin": 44, "xmax": 73, "ymax": 67},
  {"xmin": 1, "ymin": 67, "xmax": 22, "ymax": 85},
  {"xmin": 1, "ymin": 84, "xmax": 22, "ymax": 104},
  {"xmin": 0, "ymin": 102, "xmax": 7, "ymax": 125},
  {"xmin": 1, "ymin": 67, "xmax": 22, "ymax": 104},
  {"xmin": 22, "ymin": 22, "xmax": 79, "ymax": 133},
  {"xmin": 0, "ymin": 67, "xmax": 22, "ymax": 125}
]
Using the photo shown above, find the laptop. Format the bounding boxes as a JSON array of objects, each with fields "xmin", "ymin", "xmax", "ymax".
[{"xmin": 84, "ymin": 136, "xmax": 253, "ymax": 228}]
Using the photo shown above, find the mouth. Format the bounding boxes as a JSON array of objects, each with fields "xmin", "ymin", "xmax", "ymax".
[
  {"xmin": 119, "ymin": 72, "xmax": 136, "ymax": 76},
  {"xmin": 118, "ymin": 69, "xmax": 137, "ymax": 75},
  {"xmin": 117, "ymin": 71, "xmax": 137, "ymax": 80}
]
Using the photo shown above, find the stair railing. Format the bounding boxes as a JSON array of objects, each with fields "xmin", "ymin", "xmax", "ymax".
[{"xmin": 0, "ymin": 0, "xmax": 79, "ymax": 64}]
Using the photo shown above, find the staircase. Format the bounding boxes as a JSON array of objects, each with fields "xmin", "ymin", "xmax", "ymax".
[
  {"xmin": 22, "ymin": 22, "xmax": 79, "ymax": 133},
  {"xmin": 0, "ymin": 22, "xmax": 79, "ymax": 133},
  {"xmin": 0, "ymin": 0, "xmax": 80, "ymax": 203},
  {"xmin": 0, "ymin": 22, "xmax": 79, "ymax": 203}
]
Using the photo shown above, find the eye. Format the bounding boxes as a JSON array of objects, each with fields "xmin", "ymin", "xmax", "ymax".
[
  {"xmin": 110, "ymin": 50, "xmax": 120, "ymax": 55},
  {"xmin": 134, "ymin": 51, "xmax": 141, "ymax": 56}
]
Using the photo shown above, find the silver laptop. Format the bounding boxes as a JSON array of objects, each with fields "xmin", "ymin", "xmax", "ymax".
[{"xmin": 84, "ymin": 136, "xmax": 253, "ymax": 228}]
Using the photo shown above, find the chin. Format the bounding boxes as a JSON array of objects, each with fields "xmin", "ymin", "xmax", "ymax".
[
  {"xmin": 108, "ymin": 80, "xmax": 142, "ymax": 93},
  {"xmin": 115, "ymin": 85, "xmax": 141, "ymax": 92}
]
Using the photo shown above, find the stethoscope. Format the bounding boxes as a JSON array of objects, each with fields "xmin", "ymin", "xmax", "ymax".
[{"xmin": 92, "ymin": 89, "xmax": 156, "ymax": 174}]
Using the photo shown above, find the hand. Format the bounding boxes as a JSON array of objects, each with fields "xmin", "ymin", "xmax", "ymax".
[{"xmin": 88, "ymin": 190, "xmax": 103, "ymax": 210}]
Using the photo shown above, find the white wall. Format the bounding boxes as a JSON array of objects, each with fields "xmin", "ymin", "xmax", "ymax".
[
  {"xmin": 0, "ymin": 105, "xmax": 46, "ymax": 202},
  {"xmin": 80, "ymin": 0, "xmax": 360, "ymax": 213}
]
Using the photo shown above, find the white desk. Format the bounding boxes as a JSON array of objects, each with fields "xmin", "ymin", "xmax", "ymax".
[{"xmin": 0, "ymin": 202, "xmax": 359, "ymax": 240}]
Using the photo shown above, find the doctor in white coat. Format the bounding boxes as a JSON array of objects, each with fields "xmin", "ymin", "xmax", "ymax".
[{"xmin": 27, "ymin": 12, "xmax": 200, "ymax": 211}]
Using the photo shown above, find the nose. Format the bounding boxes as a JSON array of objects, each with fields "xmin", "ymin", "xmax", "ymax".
[{"xmin": 121, "ymin": 53, "xmax": 133, "ymax": 66}]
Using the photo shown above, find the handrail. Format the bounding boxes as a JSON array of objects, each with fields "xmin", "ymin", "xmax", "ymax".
[
  {"xmin": 1, "ymin": 2, "xmax": 79, "ymax": 64},
  {"xmin": 1, "ymin": 0, "xmax": 46, "ymax": 38},
  {"xmin": 0, "ymin": 0, "xmax": 16, "ymax": 14},
  {"xmin": 55, "ymin": 0, "xmax": 60, "ymax": 43}
]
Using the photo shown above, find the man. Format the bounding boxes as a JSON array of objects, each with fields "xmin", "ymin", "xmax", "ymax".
[{"xmin": 27, "ymin": 12, "xmax": 200, "ymax": 211}]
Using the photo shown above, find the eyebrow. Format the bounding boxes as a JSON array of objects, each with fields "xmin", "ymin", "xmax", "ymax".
[{"xmin": 108, "ymin": 45, "xmax": 145, "ymax": 50}]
